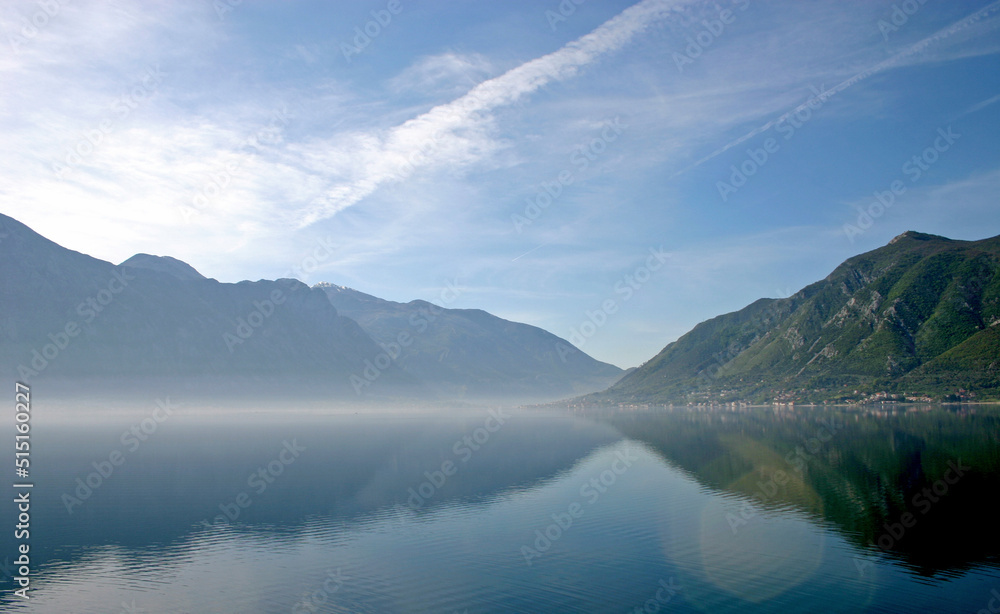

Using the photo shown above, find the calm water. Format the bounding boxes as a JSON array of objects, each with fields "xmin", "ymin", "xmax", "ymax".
[{"xmin": 1, "ymin": 402, "xmax": 999, "ymax": 613}]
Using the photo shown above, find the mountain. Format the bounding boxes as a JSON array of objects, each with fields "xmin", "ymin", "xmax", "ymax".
[
  {"xmin": 0, "ymin": 213, "xmax": 619, "ymax": 402},
  {"xmin": 121, "ymin": 253, "xmax": 207, "ymax": 281},
  {"xmin": 318, "ymin": 283, "xmax": 624, "ymax": 400},
  {"xmin": 0, "ymin": 213, "xmax": 413, "ymax": 397},
  {"xmin": 586, "ymin": 231, "xmax": 1000, "ymax": 405}
]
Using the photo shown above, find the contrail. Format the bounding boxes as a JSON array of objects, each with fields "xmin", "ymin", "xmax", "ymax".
[
  {"xmin": 512, "ymin": 243, "xmax": 550, "ymax": 262},
  {"xmin": 297, "ymin": 0, "xmax": 695, "ymax": 228},
  {"xmin": 671, "ymin": 0, "xmax": 1000, "ymax": 178}
]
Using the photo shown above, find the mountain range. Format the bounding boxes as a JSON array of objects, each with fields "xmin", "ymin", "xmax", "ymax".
[
  {"xmin": 0, "ymin": 213, "xmax": 621, "ymax": 402},
  {"xmin": 4, "ymin": 212, "xmax": 997, "ymax": 406},
  {"xmin": 585, "ymin": 231, "xmax": 1000, "ymax": 405},
  {"xmin": 319, "ymin": 284, "xmax": 622, "ymax": 399}
]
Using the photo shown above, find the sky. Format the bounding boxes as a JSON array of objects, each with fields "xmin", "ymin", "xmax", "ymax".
[{"xmin": 2, "ymin": 0, "xmax": 999, "ymax": 369}]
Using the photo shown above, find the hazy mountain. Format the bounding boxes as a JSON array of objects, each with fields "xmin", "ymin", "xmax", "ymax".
[
  {"xmin": 0, "ymin": 213, "xmax": 414, "ymax": 398},
  {"xmin": 587, "ymin": 231, "xmax": 1000, "ymax": 404},
  {"xmin": 0, "ymin": 212, "xmax": 620, "ymax": 402},
  {"xmin": 318, "ymin": 283, "xmax": 624, "ymax": 400},
  {"xmin": 121, "ymin": 253, "xmax": 207, "ymax": 281}
]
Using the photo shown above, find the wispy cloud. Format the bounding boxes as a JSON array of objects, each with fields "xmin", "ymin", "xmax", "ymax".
[
  {"xmin": 385, "ymin": 52, "xmax": 495, "ymax": 96},
  {"xmin": 2, "ymin": 0, "xmax": 998, "ymax": 367},
  {"xmin": 960, "ymin": 92, "xmax": 1000, "ymax": 118},
  {"xmin": 295, "ymin": 0, "xmax": 691, "ymax": 228},
  {"xmin": 671, "ymin": 0, "xmax": 1000, "ymax": 176}
]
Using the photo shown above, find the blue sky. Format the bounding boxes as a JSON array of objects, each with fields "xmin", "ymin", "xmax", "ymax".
[{"xmin": 2, "ymin": 0, "xmax": 999, "ymax": 368}]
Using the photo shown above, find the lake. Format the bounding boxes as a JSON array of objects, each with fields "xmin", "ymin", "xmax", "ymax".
[{"xmin": 1, "ymin": 401, "xmax": 999, "ymax": 612}]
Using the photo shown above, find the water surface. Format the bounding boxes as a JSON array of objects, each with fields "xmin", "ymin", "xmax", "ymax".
[{"xmin": 1, "ymin": 402, "xmax": 998, "ymax": 612}]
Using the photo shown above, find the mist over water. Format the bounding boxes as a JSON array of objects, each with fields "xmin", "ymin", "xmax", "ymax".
[{"xmin": 2, "ymin": 400, "xmax": 998, "ymax": 613}]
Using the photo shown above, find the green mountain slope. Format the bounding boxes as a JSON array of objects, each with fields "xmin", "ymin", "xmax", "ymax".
[{"xmin": 588, "ymin": 231, "xmax": 1000, "ymax": 404}]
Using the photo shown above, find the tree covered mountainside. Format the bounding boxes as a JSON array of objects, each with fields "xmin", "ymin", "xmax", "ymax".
[{"xmin": 586, "ymin": 231, "xmax": 1000, "ymax": 405}]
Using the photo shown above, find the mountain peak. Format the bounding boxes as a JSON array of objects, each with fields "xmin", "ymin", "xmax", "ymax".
[
  {"xmin": 590, "ymin": 230, "xmax": 1000, "ymax": 404},
  {"xmin": 315, "ymin": 282, "xmax": 357, "ymax": 293},
  {"xmin": 889, "ymin": 230, "xmax": 951, "ymax": 245},
  {"xmin": 120, "ymin": 253, "xmax": 206, "ymax": 281},
  {"xmin": 313, "ymin": 283, "xmax": 387, "ymax": 305}
]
